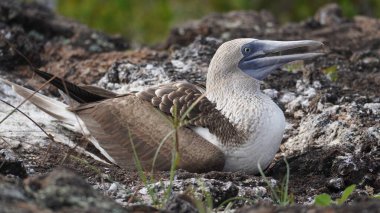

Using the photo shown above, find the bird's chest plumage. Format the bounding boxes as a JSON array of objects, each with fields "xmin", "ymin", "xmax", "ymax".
[
  {"xmin": 193, "ymin": 93, "xmax": 285, "ymax": 173},
  {"xmin": 222, "ymin": 100, "xmax": 285, "ymax": 173}
]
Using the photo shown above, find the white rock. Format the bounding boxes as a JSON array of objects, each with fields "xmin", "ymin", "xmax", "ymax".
[
  {"xmin": 263, "ymin": 89, "xmax": 279, "ymax": 99},
  {"xmin": 139, "ymin": 187, "xmax": 148, "ymax": 195},
  {"xmin": 364, "ymin": 103, "xmax": 380, "ymax": 113},
  {"xmin": 313, "ymin": 81, "xmax": 322, "ymax": 89},
  {"xmin": 296, "ymin": 80, "xmax": 306, "ymax": 93},
  {"xmin": 171, "ymin": 60, "xmax": 185, "ymax": 69},
  {"xmin": 280, "ymin": 92, "xmax": 296, "ymax": 104},
  {"xmin": 108, "ymin": 183, "xmax": 118, "ymax": 193},
  {"xmin": 303, "ymin": 87, "xmax": 317, "ymax": 99}
]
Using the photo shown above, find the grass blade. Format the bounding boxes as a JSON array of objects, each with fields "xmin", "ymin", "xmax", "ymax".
[
  {"xmin": 337, "ymin": 184, "xmax": 356, "ymax": 205},
  {"xmin": 314, "ymin": 193, "xmax": 332, "ymax": 206}
]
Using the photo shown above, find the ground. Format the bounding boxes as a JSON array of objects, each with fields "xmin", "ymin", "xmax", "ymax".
[{"xmin": 0, "ymin": 1, "xmax": 379, "ymax": 212}]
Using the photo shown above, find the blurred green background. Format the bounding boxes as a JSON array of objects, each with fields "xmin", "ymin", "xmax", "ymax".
[{"xmin": 56, "ymin": 0, "xmax": 380, "ymax": 44}]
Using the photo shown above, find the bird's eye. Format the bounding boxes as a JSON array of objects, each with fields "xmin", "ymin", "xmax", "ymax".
[{"xmin": 244, "ymin": 47, "xmax": 251, "ymax": 53}]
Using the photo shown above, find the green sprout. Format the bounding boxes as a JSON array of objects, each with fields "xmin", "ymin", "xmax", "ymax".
[{"xmin": 314, "ymin": 184, "xmax": 356, "ymax": 206}]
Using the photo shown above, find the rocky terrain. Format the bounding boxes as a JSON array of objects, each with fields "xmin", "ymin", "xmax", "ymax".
[{"xmin": 0, "ymin": 1, "xmax": 379, "ymax": 212}]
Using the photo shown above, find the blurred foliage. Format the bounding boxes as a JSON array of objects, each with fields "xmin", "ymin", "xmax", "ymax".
[
  {"xmin": 323, "ymin": 65, "xmax": 338, "ymax": 82},
  {"xmin": 56, "ymin": 0, "xmax": 380, "ymax": 44}
]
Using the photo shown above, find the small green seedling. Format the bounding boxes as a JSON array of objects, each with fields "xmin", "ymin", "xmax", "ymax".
[
  {"xmin": 283, "ymin": 61, "xmax": 305, "ymax": 73},
  {"xmin": 257, "ymin": 157, "xmax": 293, "ymax": 206},
  {"xmin": 323, "ymin": 65, "xmax": 338, "ymax": 82},
  {"xmin": 314, "ymin": 184, "xmax": 356, "ymax": 206}
]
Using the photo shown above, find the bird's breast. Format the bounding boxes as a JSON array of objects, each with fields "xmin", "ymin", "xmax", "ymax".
[
  {"xmin": 223, "ymin": 100, "xmax": 285, "ymax": 173},
  {"xmin": 193, "ymin": 96, "xmax": 285, "ymax": 174}
]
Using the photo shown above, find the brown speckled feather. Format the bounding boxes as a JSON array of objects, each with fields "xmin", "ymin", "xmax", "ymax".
[
  {"xmin": 136, "ymin": 82, "xmax": 247, "ymax": 147},
  {"xmin": 73, "ymin": 95, "xmax": 225, "ymax": 172}
]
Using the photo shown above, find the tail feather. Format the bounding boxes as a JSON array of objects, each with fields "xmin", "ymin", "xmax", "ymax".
[
  {"xmin": 32, "ymin": 69, "xmax": 111, "ymax": 103},
  {"xmin": 1, "ymin": 78, "xmax": 78, "ymax": 128},
  {"xmin": 1, "ymin": 78, "xmax": 117, "ymax": 164}
]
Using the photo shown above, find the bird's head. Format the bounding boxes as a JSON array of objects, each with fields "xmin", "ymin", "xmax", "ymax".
[{"xmin": 206, "ymin": 38, "xmax": 323, "ymax": 92}]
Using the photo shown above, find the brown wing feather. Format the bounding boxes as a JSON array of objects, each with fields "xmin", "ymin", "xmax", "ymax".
[
  {"xmin": 73, "ymin": 95, "xmax": 225, "ymax": 172},
  {"xmin": 79, "ymin": 85, "xmax": 118, "ymax": 99},
  {"xmin": 136, "ymin": 82, "xmax": 247, "ymax": 147}
]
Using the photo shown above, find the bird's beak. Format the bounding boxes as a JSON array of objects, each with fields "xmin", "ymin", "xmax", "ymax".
[{"xmin": 239, "ymin": 40, "xmax": 324, "ymax": 80}]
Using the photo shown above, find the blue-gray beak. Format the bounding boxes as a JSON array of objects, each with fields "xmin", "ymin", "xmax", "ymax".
[{"xmin": 238, "ymin": 40, "xmax": 324, "ymax": 80}]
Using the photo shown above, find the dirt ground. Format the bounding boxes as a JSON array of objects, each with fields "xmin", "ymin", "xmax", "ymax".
[{"xmin": 0, "ymin": 1, "xmax": 379, "ymax": 212}]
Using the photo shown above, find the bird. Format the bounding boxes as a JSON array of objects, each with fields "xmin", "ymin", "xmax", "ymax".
[{"xmin": 2, "ymin": 38, "xmax": 323, "ymax": 174}]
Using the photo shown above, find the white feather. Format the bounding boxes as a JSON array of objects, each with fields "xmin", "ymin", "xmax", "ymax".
[{"xmin": 0, "ymin": 78, "xmax": 116, "ymax": 165}]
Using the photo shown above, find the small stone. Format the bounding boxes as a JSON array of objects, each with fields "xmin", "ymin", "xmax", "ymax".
[
  {"xmin": 364, "ymin": 103, "xmax": 380, "ymax": 114},
  {"xmin": 108, "ymin": 183, "xmax": 118, "ymax": 193},
  {"xmin": 294, "ymin": 110, "xmax": 305, "ymax": 119},
  {"xmin": 286, "ymin": 96, "xmax": 304, "ymax": 113},
  {"xmin": 28, "ymin": 168, "xmax": 35, "ymax": 175},
  {"xmin": 313, "ymin": 81, "xmax": 322, "ymax": 89},
  {"xmin": 337, "ymin": 158, "xmax": 357, "ymax": 176},
  {"xmin": 303, "ymin": 87, "xmax": 317, "ymax": 99},
  {"xmin": 279, "ymin": 92, "xmax": 296, "ymax": 105},
  {"xmin": 317, "ymin": 101, "xmax": 324, "ymax": 111},
  {"xmin": 296, "ymin": 80, "xmax": 306, "ymax": 93},
  {"xmin": 139, "ymin": 187, "xmax": 148, "ymax": 195},
  {"xmin": 362, "ymin": 57, "xmax": 379, "ymax": 64},
  {"xmin": 263, "ymin": 89, "xmax": 278, "ymax": 99},
  {"xmin": 327, "ymin": 178, "xmax": 345, "ymax": 191},
  {"xmin": 0, "ymin": 149, "xmax": 18, "ymax": 161}
]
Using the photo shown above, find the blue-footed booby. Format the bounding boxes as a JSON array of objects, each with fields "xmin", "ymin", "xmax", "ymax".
[{"xmin": 3, "ymin": 38, "xmax": 323, "ymax": 174}]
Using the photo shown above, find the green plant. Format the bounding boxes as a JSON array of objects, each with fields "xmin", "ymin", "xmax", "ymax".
[
  {"xmin": 127, "ymin": 122, "xmax": 166, "ymax": 206},
  {"xmin": 282, "ymin": 61, "xmax": 305, "ymax": 73},
  {"xmin": 373, "ymin": 193, "xmax": 380, "ymax": 199},
  {"xmin": 257, "ymin": 157, "xmax": 293, "ymax": 206},
  {"xmin": 314, "ymin": 184, "xmax": 356, "ymax": 206},
  {"xmin": 193, "ymin": 180, "xmax": 213, "ymax": 213},
  {"xmin": 128, "ymin": 95, "xmax": 207, "ymax": 207},
  {"xmin": 323, "ymin": 65, "xmax": 338, "ymax": 82}
]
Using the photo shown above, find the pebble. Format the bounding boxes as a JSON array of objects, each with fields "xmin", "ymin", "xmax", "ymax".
[
  {"xmin": 263, "ymin": 89, "xmax": 279, "ymax": 99},
  {"xmin": 313, "ymin": 81, "xmax": 322, "ymax": 89},
  {"xmin": 108, "ymin": 183, "xmax": 118, "ymax": 193},
  {"xmin": 363, "ymin": 103, "xmax": 380, "ymax": 113},
  {"xmin": 327, "ymin": 177, "xmax": 345, "ymax": 191},
  {"xmin": 171, "ymin": 59, "xmax": 185, "ymax": 68},
  {"xmin": 279, "ymin": 92, "xmax": 296, "ymax": 104},
  {"xmin": 303, "ymin": 87, "xmax": 317, "ymax": 98},
  {"xmin": 294, "ymin": 110, "xmax": 305, "ymax": 119},
  {"xmin": 362, "ymin": 57, "xmax": 379, "ymax": 64}
]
